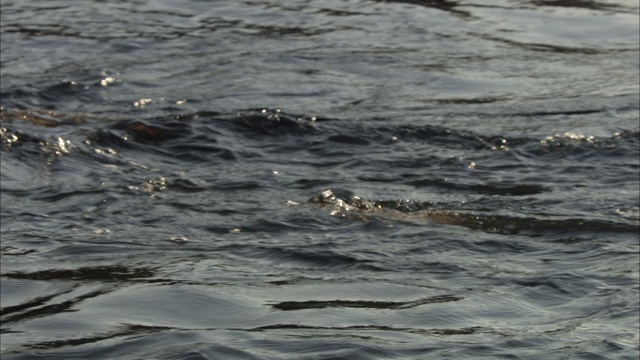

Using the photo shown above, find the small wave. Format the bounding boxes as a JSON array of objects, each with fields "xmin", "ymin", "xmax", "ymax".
[
  {"xmin": 269, "ymin": 294, "xmax": 464, "ymax": 311},
  {"xmin": 17, "ymin": 324, "xmax": 173, "ymax": 352},
  {"xmin": 227, "ymin": 244, "xmax": 384, "ymax": 271},
  {"xmin": 405, "ymin": 178, "xmax": 550, "ymax": 196}
]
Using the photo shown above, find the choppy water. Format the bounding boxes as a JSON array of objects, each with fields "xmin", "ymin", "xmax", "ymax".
[{"xmin": 1, "ymin": 0, "xmax": 639, "ymax": 359}]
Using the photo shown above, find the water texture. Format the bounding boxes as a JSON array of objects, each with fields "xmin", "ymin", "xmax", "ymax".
[{"xmin": 1, "ymin": 0, "xmax": 639, "ymax": 359}]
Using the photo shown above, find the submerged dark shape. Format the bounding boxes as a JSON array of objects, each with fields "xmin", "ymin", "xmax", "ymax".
[{"xmin": 308, "ymin": 189, "xmax": 639, "ymax": 235}]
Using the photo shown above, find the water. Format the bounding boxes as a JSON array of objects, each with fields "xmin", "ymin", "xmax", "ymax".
[{"xmin": 1, "ymin": 0, "xmax": 639, "ymax": 359}]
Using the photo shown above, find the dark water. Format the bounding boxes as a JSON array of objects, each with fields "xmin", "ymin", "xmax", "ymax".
[{"xmin": 1, "ymin": 0, "xmax": 639, "ymax": 359}]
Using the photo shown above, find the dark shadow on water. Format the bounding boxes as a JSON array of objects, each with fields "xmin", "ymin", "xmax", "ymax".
[
  {"xmin": 26, "ymin": 324, "xmax": 173, "ymax": 351},
  {"xmin": 244, "ymin": 324, "xmax": 484, "ymax": 336},
  {"xmin": 269, "ymin": 294, "xmax": 464, "ymax": 311},
  {"xmin": 380, "ymin": 0, "xmax": 471, "ymax": 17},
  {"xmin": 1, "ymin": 288, "xmax": 113, "ymax": 324},
  {"xmin": 530, "ymin": 0, "xmax": 629, "ymax": 12},
  {"xmin": 2, "ymin": 265, "xmax": 155, "ymax": 282}
]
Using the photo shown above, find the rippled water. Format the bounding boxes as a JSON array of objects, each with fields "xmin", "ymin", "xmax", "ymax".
[{"xmin": 1, "ymin": 0, "xmax": 639, "ymax": 359}]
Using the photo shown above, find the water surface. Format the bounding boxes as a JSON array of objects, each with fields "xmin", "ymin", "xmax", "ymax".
[{"xmin": 1, "ymin": 0, "xmax": 639, "ymax": 359}]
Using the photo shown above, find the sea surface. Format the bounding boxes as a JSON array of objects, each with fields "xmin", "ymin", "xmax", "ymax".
[{"xmin": 1, "ymin": 0, "xmax": 639, "ymax": 359}]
